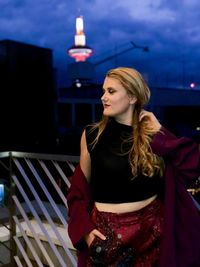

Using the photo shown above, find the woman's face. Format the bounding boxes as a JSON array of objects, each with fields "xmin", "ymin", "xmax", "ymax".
[{"xmin": 101, "ymin": 77, "xmax": 136, "ymax": 125}]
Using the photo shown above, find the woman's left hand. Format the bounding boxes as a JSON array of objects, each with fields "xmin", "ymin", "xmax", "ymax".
[{"xmin": 139, "ymin": 110, "xmax": 162, "ymax": 132}]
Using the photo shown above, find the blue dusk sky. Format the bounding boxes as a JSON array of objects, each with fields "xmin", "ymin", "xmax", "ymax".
[{"xmin": 1, "ymin": 0, "xmax": 200, "ymax": 89}]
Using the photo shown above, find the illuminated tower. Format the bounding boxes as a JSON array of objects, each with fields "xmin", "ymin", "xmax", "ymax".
[
  {"xmin": 67, "ymin": 16, "xmax": 95, "ymax": 86},
  {"xmin": 68, "ymin": 16, "xmax": 93, "ymax": 62}
]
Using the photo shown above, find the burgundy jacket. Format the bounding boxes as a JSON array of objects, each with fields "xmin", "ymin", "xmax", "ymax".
[{"xmin": 67, "ymin": 127, "xmax": 200, "ymax": 267}]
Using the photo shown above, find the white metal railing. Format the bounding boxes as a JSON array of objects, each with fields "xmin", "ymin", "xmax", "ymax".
[
  {"xmin": 0, "ymin": 151, "xmax": 79, "ymax": 267},
  {"xmin": 0, "ymin": 151, "xmax": 199, "ymax": 267}
]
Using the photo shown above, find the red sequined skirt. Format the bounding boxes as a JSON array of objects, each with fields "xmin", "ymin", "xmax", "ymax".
[{"xmin": 87, "ymin": 198, "xmax": 164, "ymax": 267}]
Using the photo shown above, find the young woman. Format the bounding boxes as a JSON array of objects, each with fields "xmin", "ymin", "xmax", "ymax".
[{"xmin": 67, "ymin": 67, "xmax": 200, "ymax": 267}]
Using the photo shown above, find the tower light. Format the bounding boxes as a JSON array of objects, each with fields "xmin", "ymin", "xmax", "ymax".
[{"xmin": 67, "ymin": 16, "xmax": 93, "ymax": 62}]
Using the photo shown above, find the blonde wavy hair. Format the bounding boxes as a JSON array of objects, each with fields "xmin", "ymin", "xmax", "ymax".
[{"xmin": 90, "ymin": 67, "xmax": 164, "ymax": 178}]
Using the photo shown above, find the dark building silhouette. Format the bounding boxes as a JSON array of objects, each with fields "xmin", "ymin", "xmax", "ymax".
[
  {"xmin": 0, "ymin": 39, "xmax": 57, "ymax": 152},
  {"xmin": 0, "ymin": 39, "xmax": 199, "ymax": 155},
  {"xmin": 57, "ymin": 84, "xmax": 200, "ymax": 155}
]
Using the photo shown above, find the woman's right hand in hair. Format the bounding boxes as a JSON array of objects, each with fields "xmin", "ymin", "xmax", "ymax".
[
  {"xmin": 139, "ymin": 110, "xmax": 161, "ymax": 132},
  {"xmin": 85, "ymin": 229, "xmax": 106, "ymax": 247}
]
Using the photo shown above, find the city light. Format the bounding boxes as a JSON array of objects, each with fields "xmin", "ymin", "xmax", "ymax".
[
  {"xmin": 0, "ymin": 184, "xmax": 4, "ymax": 205},
  {"xmin": 190, "ymin": 82, "xmax": 196, "ymax": 89}
]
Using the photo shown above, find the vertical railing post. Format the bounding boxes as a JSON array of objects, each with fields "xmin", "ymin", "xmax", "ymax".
[{"xmin": 8, "ymin": 152, "xmax": 17, "ymax": 267}]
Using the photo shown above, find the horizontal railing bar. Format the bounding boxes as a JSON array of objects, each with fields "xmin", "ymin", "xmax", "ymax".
[
  {"xmin": 0, "ymin": 151, "xmax": 10, "ymax": 158},
  {"xmin": 0, "ymin": 151, "xmax": 79, "ymax": 162},
  {"xmin": 11, "ymin": 151, "xmax": 79, "ymax": 162}
]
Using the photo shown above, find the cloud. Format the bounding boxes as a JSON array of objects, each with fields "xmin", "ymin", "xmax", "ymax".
[{"xmin": 0, "ymin": 0, "xmax": 200, "ymax": 88}]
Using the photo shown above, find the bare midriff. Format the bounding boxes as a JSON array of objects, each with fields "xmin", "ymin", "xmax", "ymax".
[{"xmin": 95, "ymin": 194, "xmax": 157, "ymax": 214}]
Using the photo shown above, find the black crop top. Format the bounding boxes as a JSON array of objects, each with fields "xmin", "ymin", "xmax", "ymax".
[{"xmin": 85, "ymin": 119, "xmax": 163, "ymax": 203}]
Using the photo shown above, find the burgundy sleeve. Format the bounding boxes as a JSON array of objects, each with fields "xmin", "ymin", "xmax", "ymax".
[
  {"xmin": 151, "ymin": 126, "xmax": 200, "ymax": 181},
  {"xmin": 67, "ymin": 165, "xmax": 95, "ymax": 250}
]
